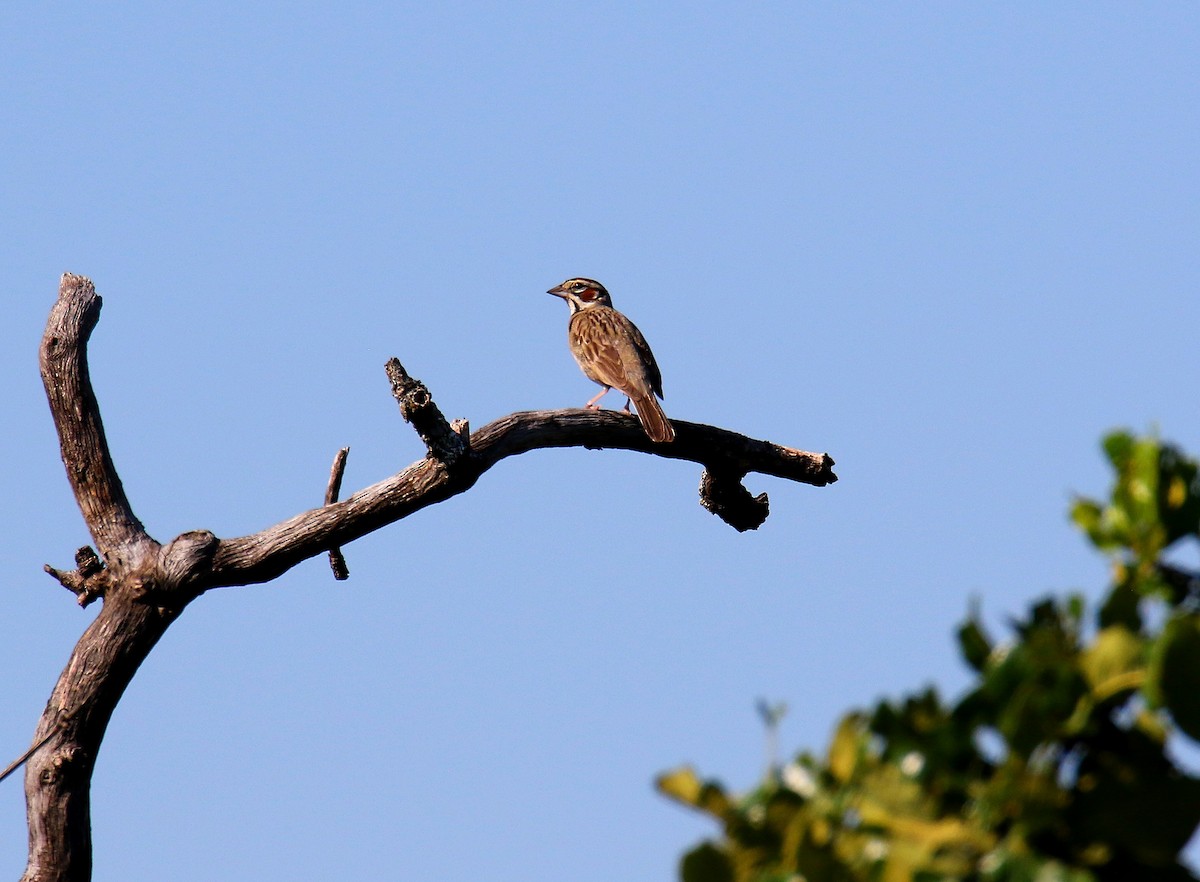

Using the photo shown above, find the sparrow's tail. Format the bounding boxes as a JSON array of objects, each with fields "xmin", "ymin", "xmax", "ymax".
[{"xmin": 633, "ymin": 394, "xmax": 675, "ymax": 443}]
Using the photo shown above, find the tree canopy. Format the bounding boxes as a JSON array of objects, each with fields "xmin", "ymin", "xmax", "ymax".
[{"xmin": 661, "ymin": 431, "xmax": 1200, "ymax": 882}]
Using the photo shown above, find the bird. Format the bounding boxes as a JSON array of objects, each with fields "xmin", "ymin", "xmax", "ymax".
[{"xmin": 547, "ymin": 277, "xmax": 675, "ymax": 443}]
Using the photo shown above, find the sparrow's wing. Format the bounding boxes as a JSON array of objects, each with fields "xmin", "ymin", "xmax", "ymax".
[
  {"xmin": 568, "ymin": 307, "xmax": 674, "ymax": 442},
  {"xmin": 570, "ymin": 308, "xmax": 656, "ymax": 398},
  {"xmin": 620, "ymin": 317, "xmax": 665, "ymax": 399}
]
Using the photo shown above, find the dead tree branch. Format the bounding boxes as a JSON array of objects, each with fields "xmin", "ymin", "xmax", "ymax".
[
  {"xmin": 39, "ymin": 275, "xmax": 155, "ymax": 565},
  {"xmin": 325, "ymin": 447, "xmax": 350, "ymax": 580},
  {"xmin": 22, "ymin": 273, "xmax": 836, "ymax": 882},
  {"xmin": 203, "ymin": 406, "xmax": 834, "ymax": 589}
]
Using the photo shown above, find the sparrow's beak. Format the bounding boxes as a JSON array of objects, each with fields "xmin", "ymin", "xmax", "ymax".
[{"xmin": 547, "ymin": 284, "xmax": 567, "ymax": 297}]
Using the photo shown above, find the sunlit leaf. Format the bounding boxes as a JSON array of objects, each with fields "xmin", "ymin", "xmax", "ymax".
[
  {"xmin": 658, "ymin": 767, "xmax": 734, "ymax": 820},
  {"xmin": 1102, "ymin": 430, "xmax": 1135, "ymax": 468},
  {"xmin": 658, "ymin": 766, "xmax": 703, "ymax": 805},
  {"xmin": 1079, "ymin": 625, "xmax": 1144, "ymax": 700},
  {"xmin": 828, "ymin": 715, "xmax": 865, "ymax": 783}
]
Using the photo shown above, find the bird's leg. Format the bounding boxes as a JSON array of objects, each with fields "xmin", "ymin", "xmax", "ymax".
[
  {"xmin": 621, "ymin": 397, "xmax": 632, "ymax": 414},
  {"xmin": 584, "ymin": 386, "xmax": 612, "ymax": 410}
]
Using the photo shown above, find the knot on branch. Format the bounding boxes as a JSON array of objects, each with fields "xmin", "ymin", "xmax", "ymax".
[
  {"xmin": 38, "ymin": 747, "xmax": 83, "ymax": 786},
  {"xmin": 44, "ymin": 546, "xmax": 110, "ymax": 607},
  {"xmin": 157, "ymin": 530, "xmax": 219, "ymax": 591},
  {"xmin": 45, "ymin": 534, "xmax": 218, "ymax": 609},
  {"xmin": 700, "ymin": 470, "xmax": 770, "ymax": 532},
  {"xmin": 123, "ymin": 531, "xmax": 219, "ymax": 607},
  {"xmin": 385, "ymin": 357, "xmax": 469, "ymax": 465}
]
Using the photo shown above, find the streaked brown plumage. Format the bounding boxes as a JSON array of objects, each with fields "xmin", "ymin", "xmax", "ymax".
[{"xmin": 547, "ymin": 277, "xmax": 675, "ymax": 443}]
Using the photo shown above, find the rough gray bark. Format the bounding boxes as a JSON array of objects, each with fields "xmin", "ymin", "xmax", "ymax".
[{"xmin": 22, "ymin": 273, "xmax": 837, "ymax": 881}]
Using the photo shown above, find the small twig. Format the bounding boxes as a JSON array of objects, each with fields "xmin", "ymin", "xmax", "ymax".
[
  {"xmin": 325, "ymin": 447, "xmax": 350, "ymax": 581},
  {"xmin": 0, "ymin": 720, "xmax": 65, "ymax": 785},
  {"xmin": 44, "ymin": 546, "xmax": 109, "ymax": 606}
]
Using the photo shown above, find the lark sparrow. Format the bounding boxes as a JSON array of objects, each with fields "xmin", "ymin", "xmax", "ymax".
[{"xmin": 547, "ymin": 278, "xmax": 674, "ymax": 443}]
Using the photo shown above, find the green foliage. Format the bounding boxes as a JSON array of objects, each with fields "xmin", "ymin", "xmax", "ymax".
[{"xmin": 660, "ymin": 431, "xmax": 1200, "ymax": 882}]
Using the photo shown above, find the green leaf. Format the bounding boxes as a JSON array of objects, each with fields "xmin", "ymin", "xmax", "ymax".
[
  {"xmin": 1069, "ymin": 727, "xmax": 1200, "ymax": 867},
  {"xmin": 657, "ymin": 767, "xmax": 734, "ymax": 819},
  {"xmin": 1149, "ymin": 613, "xmax": 1200, "ymax": 741},
  {"xmin": 981, "ymin": 599, "xmax": 1090, "ymax": 755},
  {"xmin": 1101, "ymin": 434, "xmax": 1168, "ymax": 564},
  {"xmin": 680, "ymin": 842, "xmax": 735, "ymax": 882},
  {"xmin": 1098, "ymin": 578, "xmax": 1142, "ymax": 631},
  {"xmin": 1076, "ymin": 432, "xmax": 1200, "ymax": 565},
  {"xmin": 957, "ymin": 616, "xmax": 993, "ymax": 673},
  {"xmin": 1102, "ymin": 430, "xmax": 1136, "ymax": 470},
  {"xmin": 1070, "ymin": 497, "xmax": 1106, "ymax": 547},
  {"xmin": 1159, "ymin": 443, "xmax": 1200, "ymax": 545},
  {"xmin": 658, "ymin": 766, "xmax": 703, "ymax": 804},
  {"xmin": 828, "ymin": 714, "xmax": 865, "ymax": 783}
]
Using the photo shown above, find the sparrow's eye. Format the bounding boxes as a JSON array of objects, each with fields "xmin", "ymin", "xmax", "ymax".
[{"xmin": 571, "ymin": 283, "xmax": 586, "ymax": 293}]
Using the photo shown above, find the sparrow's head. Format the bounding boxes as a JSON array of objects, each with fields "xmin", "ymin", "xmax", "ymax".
[{"xmin": 547, "ymin": 278, "xmax": 612, "ymax": 313}]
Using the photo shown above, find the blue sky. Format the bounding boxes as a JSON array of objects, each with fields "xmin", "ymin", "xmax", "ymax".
[{"xmin": 3, "ymin": 4, "xmax": 1198, "ymax": 879}]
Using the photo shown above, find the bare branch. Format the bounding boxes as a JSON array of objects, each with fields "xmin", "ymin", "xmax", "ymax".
[
  {"xmin": 468, "ymin": 409, "xmax": 836, "ymax": 485},
  {"xmin": 203, "ymin": 407, "xmax": 836, "ymax": 590},
  {"xmin": 386, "ymin": 357, "xmax": 468, "ymax": 464},
  {"xmin": 325, "ymin": 447, "xmax": 350, "ymax": 581},
  {"xmin": 39, "ymin": 274, "xmax": 154, "ymax": 564},
  {"xmin": 326, "ymin": 447, "xmax": 350, "ymax": 504}
]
